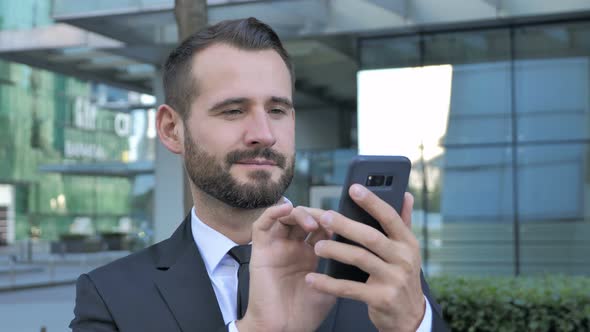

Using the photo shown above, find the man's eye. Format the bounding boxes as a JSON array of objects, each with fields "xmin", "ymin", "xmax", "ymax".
[
  {"xmin": 270, "ymin": 108, "xmax": 286, "ymax": 115},
  {"xmin": 223, "ymin": 109, "xmax": 243, "ymax": 116}
]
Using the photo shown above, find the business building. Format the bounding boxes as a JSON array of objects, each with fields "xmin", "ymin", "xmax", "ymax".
[{"xmin": 0, "ymin": 0, "xmax": 589, "ymax": 276}]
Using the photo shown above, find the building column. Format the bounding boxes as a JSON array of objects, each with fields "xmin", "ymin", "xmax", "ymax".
[{"xmin": 153, "ymin": 70, "xmax": 187, "ymax": 242}]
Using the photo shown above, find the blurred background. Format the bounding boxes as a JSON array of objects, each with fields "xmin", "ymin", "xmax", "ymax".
[{"xmin": 0, "ymin": 0, "xmax": 589, "ymax": 331}]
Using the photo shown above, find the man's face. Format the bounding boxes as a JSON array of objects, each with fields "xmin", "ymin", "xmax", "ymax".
[{"xmin": 182, "ymin": 43, "xmax": 295, "ymax": 209}]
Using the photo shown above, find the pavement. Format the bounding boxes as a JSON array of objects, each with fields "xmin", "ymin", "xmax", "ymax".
[
  {"xmin": 0, "ymin": 247, "xmax": 132, "ymax": 332},
  {"xmin": 0, "ymin": 284, "xmax": 77, "ymax": 332}
]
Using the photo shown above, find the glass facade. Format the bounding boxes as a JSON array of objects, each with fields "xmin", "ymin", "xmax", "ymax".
[
  {"xmin": 359, "ymin": 20, "xmax": 590, "ymax": 276},
  {"xmin": 0, "ymin": 60, "xmax": 156, "ymax": 247},
  {"xmin": 0, "ymin": 0, "xmax": 156, "ymax": 250},
  {"xmin": 2, "ymin": 0, "xmax": 588, "ymax": 279}
]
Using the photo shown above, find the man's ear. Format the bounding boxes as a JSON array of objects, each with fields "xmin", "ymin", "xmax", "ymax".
[{"xmin": 156, "ymin": 104, "xmax": 184, "ymax": 155}]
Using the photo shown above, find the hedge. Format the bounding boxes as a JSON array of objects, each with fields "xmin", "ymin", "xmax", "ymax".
[{"xmin": 429, "ymin": 275, "xmax": 590, "ymax": 332}]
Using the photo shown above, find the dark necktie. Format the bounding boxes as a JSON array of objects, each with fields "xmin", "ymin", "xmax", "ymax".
[{"xmin": 228, "ymin": 245, "xmax": 251, "ymax": 320}]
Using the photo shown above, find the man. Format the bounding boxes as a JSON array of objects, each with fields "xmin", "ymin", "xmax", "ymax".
[{"xmin": 70, "ymin": 17, "xmax": 448, "ymax": 332}]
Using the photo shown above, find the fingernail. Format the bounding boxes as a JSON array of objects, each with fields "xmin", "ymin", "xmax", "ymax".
[
  {"xmin": 320, "ymin": 212, "xmax": 333, "ymax": 226},
  {"xmin": 350, "ymin": 184, "xmax": 367, "ymax": 199},
  {"xmin": 314, "ymin": 240, "xmax": 325, "ymax": 253},
  {"xmin": 305, "ymin": 215, "xmax": 317, "ymax": 228},
  {"xmin": 305, "ymin": 274, "xmax": 315, "ymax": 285}
]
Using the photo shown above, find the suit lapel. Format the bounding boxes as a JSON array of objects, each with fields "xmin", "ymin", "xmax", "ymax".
[{"xmin": 153, "ymin": 215, "xmax": 225, "ymax": 331}]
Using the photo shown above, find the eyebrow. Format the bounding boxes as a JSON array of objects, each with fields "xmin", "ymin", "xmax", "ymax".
[{"xmin": 269, "ymin": 96, "xmax": 294, "ymax": 109}]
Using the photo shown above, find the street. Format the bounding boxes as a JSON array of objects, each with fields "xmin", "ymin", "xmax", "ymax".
[{"xmin": 0, "ymin": 285, "xmax": 76, "ymax": 332}]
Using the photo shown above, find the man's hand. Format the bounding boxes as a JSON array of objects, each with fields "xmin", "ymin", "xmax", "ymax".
[
  {"xmin": 305, "ymin": 184, "xmax": 425, "ymax": 332},
  {"xmin": 236, "ymin": 201, "xmax": 337, "ymax": 332}
]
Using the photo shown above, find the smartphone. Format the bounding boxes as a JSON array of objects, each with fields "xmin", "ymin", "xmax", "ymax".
[{"xmin": 323, "ymin": 155, "xmax": 411, "ymax": 283}]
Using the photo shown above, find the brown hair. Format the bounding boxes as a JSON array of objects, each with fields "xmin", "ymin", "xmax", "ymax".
[{"xmin": 163, "ymin": 17, "xmax": 295, "ymax": 119}]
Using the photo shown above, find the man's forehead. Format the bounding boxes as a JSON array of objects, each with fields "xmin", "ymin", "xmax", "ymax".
[
  {"xmin": 191, "ymin": 43, "xmax": 287, "ymax": 73},
  {"xmin": 189, "ymin": 44, "xmax": 292, "ymax": 102}
]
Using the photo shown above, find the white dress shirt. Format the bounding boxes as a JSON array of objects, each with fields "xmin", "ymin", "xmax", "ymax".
[{"xmin": 190, "ymin": 207, "xmax": 432, "ymax": 332}]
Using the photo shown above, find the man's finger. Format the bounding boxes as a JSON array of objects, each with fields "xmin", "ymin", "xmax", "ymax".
[
  {"xmin": 305, "ymin": 227, "xmax": 333, "ymax": 247},
  {"xmin": 299, "ymin": 207, "xmax": 327, "ymax": 220},
  {"xmin": 318, "ymin": 210, "xmax": 396, "ymax": 262},
  {"xmin": 277, "ymin": 207, "xmax": 319, "ymax": 241},
  {"xmin": 400, "ymin": 192, "xmax": 414, "ymax": 229},
  {"xmin": 305, "ymin": 272, "xmax": 375, "ymax": 305},
  {"xmin": 313, "ymin": 240, "xmax": 387, "ymax": 277},
  {"xmin": 253, "ymin": 201, "xmax": 294, "ymax": 232},
  {"xmin": 348, "ymin": 184, "xmax": 413, "ymax": 242}
]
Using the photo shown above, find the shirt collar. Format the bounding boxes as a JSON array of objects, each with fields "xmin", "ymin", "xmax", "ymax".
[
  {"xmin": 191, "ymin": 207, "xmax": 238, "ymax": 275},
  {"xmin": 190, "ymin": 197, "xmax": 292, "ymax": 274}
]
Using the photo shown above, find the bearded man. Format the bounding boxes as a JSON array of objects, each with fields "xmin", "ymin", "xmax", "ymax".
[{"xmin": 70, "ymin": 17, "xmax": 448, "ymax": 332}]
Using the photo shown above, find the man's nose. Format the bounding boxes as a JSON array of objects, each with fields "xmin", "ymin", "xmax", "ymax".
[{"xmin": 244, "ymin": 112, "xmax": 276, "ymax": 148}]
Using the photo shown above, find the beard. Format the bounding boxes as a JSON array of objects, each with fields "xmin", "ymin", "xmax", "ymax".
[{"xmin": 183, "ymin": 129, "xmax": 295, "ymax": 209}]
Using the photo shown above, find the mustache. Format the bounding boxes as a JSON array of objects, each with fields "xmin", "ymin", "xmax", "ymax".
[{"xmin": 226, "ymin": 148, "xmax": 287, "ymax": 169}]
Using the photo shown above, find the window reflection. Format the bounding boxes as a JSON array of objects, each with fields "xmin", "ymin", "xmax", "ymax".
[
  {"xmin": 0, "ymin": 65, "xmax": 155, "ymax": 254},
  {"xmin": 358, "ymin": 22, "xmax": 590, "ymax": 276}
]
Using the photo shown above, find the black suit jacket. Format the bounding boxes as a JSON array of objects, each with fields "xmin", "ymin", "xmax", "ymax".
[{"xmin": 70, "ymin": 215, "xmax": 448, "ymax": 331}]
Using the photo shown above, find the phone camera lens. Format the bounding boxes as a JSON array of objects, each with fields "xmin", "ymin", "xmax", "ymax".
[
  {"xmin": 366, "ymin": 175, "xmax": 385, "ymax": 186},
  {"xmin": 385, "ymin": 176, "xmax": 393, "ymax": 186}
]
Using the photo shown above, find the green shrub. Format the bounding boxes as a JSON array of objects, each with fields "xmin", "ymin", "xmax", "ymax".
[{"xmin": 429, "ymin": 275, "xmax": 590, "ymax": 332}]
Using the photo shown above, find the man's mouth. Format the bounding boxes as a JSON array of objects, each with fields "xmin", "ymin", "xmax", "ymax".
[
  {"xmin": 226, "ymin": 148, "xmax": 287, "ymax": 169},
  {"xmin": 235, "ymin": 158, "xmax": 278, "ymax": 166}
]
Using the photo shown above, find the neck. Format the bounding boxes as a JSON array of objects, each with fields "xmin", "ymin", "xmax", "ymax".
[{"xmin": 191, "ymin": 186, "xmax": 268, "ymax": 244}]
